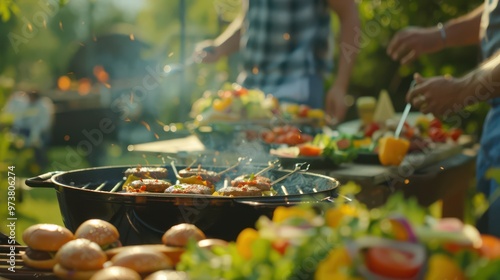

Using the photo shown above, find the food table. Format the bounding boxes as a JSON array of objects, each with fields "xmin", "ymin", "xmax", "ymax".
[{"xmin": 128, "ymin": 126, "xmax": 478, "ymax": 221}]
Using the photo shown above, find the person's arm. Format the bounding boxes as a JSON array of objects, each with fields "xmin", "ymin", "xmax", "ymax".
[
  {"xmin": 325, "ymin": 0, "xmax": 360, "ymax": 122},
  {"xmin": 387, "ymin": 4, "xmax": 483, "ymax": 64},
  {"xmin": 408, "ymin": 50, "xmax": 500, "ymax": 117},
  {"xmin": 195, "ymin": 12, "xmax": 244, "ymax": 63}
]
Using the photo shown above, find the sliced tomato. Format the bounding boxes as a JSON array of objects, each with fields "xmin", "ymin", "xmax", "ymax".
[
  {"xmin": 298, "ymin": 144, "xmax": 323, "ymax": 157},
  {"xmin": 365, "ymin": 247, "xmax": 421, "ymax": 278},
  {"xmin": 364, "ymin": 122, "xmax": 380, "ymax": 138},
  {"xmin": 429, "ymin": 127, "xmax": 447, "ymax": 143},
  {"xmin": 404, "ymin": 127, "xmax": 415, "ymax": 139},
  {"xmin": 284, "ymin": 131, "xmax": 303, "ymax": 146},
  {"xmin": 271, "ymin": 240, "xmax": 290, "ymax": 255},
  {"xmin": 298, "ymin": 105, "xmax": 310, "ymax": 118},
  {"xmin": 336, "ymin": 139, "xmax": 351, "ymax": 150},
  {"xmin": 449, "ymin": 128, "xmax": 463, "ymax": 142},
  {"xmin": 430, "ymin": 118, "xmax": 442, "ymax": 129}
]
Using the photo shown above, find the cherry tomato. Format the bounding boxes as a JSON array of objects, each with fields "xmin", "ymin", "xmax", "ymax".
[
  {"xmin": 404, "ymin": 127, "xmax": 415, "ymax": 139},
  {"xmin": 301, "ymin": 134, "xmax": 313, "ymax": 143},
  {"xmin": 429, "ymin": 127, "xmax": 447, "ymax": 143},
  {"xmin": 449, "ymin": 128, "xmax": 463, "ymax": 142},
  {"xmin": 272, "ymin": 126, "xmax": 286, "ymax": 135},
  {"xmin": 285, "ymin": 131, "xmax": 303, "ymax": 146},
  {"xmin": 275, "ymin": 134, "xmax": 287, "ymax": 144},
  {"xmin": 233, "ymin": 87, "xmax": 248, "ymax": 96},
  {"xmin": 364, "ymin": 122, "xmax": 380, "ymax": 138},
  {"xmin": 336, "ymin": 139, "xmax": 351, "ymax": 150},
  {"xmin": 298, "ymin": 144, "xmax": 323, "ymax": 157},
  {"xmin": 365, "ymin": 247, "xmax": 421, "ymax": 278},
  {"xmin": 430, "ymin": 118, "xmax": 442, "ymax": 129},
  {"xmin": 282, "ymin": 124, "xmax": 300, "ymax": 134},
  {"xmin": 298, "ymin": 105, "xmax": 310, "ymax": 118},
  {"xmin": 271, "ymin": 240, "xmax": 290, "ymax": 255},
  {"xmin": 262, "ymin": 131, "xmax": 275, "ymax": 144}
]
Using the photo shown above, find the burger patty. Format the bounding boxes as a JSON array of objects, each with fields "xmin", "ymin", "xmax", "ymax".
[
  {"xmin": 124, "ymin": 167, "xmax": 168, "ymax": 179},
  {"xmin": 164, "ymin": 184, "xmax": 213, "ymax": 195},
  {"xmin": 216, "ymin": 186, "xmax": 263, "ymax": 197},
  {"xmin": 178, "ymin": 168, "xmax": 220, "ymax": 183},
  {"xmin": 126, "ymin": 179, "xmax": 172, "ymax": 193},
  {"xmin": 24, "ymin": 247, "xmax": 54, "ymax": 260},
  {"xmin": 231, "ymin": 174, "xmax": 272, "ymax": 191}
]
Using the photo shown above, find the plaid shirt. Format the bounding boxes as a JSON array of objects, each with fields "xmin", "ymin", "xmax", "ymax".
[{"xmin": 239, "ymin": 0, "xmax": 332, "ymax": 94}]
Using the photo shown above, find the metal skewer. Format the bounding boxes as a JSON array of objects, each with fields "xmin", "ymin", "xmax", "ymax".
[
  {"xmin": 217, "ymin": 157, "xmax": 249, "ymax": 176},
  {"xmin": 271, "ymin": 162, "xmax": 310, "ymax": 186},
  {"xmin": 254, "ymin": 159, "xmax": 280, "ymax": 176}
]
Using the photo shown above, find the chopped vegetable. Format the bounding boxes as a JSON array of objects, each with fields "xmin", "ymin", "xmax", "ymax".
[
  {"xmin": 298, "ymin": 144, "xmax": 322, "ymax": 157},
  {"xmin": 377, "ymin": 136, "xmax": 410, "ymax": 166}
]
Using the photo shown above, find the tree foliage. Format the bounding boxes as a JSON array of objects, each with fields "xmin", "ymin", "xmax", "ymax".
[{"xmin": 0, "ymin": 0, "xmax": 487, "ymax": 126}]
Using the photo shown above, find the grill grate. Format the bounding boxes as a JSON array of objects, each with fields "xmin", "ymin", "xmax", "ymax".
[
  {"xmin": 0, "ymin": 245, "xmax": 57, "ymax": 280},
  {"xmin": 70, "ymin": 179, "xmax": 126, "ymax": 193},
  {"xmin": 47, "ymin": 166, "xmax": 338, "ymax": 198}
]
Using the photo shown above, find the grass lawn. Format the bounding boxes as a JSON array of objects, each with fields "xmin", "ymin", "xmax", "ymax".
[{"xmin": 0, "ymin": 185, "xmax": 63, "ymax": 246}]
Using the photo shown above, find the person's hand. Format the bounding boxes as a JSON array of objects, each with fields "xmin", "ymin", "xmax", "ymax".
[
  {"xmin": 387, "ymin": 26, "xmax": 445, "ymax": 65},
  {"xmin": 193, "ymin": 40, "xmax": 221, "ymax": 64},
  {"xmin": 325, "ymin": 86, "xmax": 348, "ymax": 124},
  {"xmin": 406, "ymin": 73, "xmax": 461, "ymax": 117}
]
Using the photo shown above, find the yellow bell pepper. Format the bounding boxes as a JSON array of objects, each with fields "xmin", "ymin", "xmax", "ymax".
[
  {"xmin": 353, "ymin": 137, "xmax": 372, "ymax": 149},
  {"xmin": 424, "ymin": 254, "xmax": 465, "ymax": 280},
  {"xmin": 377, "ymin": 136, "xmax": 410, "ymax": 166}
]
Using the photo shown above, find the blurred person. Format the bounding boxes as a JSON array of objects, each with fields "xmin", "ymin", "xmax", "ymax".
[
  {"xmin": 3, "ymin": 90, "xmax": 55, "ymax": 168},
  {"xmin": 194, "ymin": 0, "xmax": 360, "ymax": 123},
  {"xmin": 387, "ymin": 2, "xmax": 500, "ymax": 237}
]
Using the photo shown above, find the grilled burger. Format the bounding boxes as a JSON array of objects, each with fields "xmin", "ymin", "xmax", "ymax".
[
  {"xmin": 21, "ymin": 224, "xmax": 75, "ymax": 270},
  {"xmin": 124, "ymin": 167, "xmax": 168, "ymax": 179},
  {"xmin": 164, "ymin": 183, "xmax": 213, "ymax": 195},
  {"xmin": 231, "ymin": 174, "xmax": 272, "ymax": 191},
  {"xmin": 215, "ymin": 186, "xmax": 264, "ymax": 197},
  {"xmin": 178, "ymin": 166, "xmax": 221, "ymax": 185},
  {"xmin": 125, "ymin": 179, "xmax": 172, "ymax": 193}
]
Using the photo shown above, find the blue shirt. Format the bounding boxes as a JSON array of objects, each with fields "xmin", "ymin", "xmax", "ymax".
[
  {"xmin": 238, "ymin": 0, "xmax": 332, "ymax": 96},
  {"xmin": 481, "ymin": 0, "xmax": 500, "ymax": 59},
  {"xmin": 477, "ymin": 0, "xmax": 500, "ymax": 237}
]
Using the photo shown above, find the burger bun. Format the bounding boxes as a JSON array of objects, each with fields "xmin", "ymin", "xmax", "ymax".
[
  {"xmin": 22, "ymin": 224, "xmax": 74, "ymax": 251},
  {"xmin": 21, "ymin": 254, "xmax": 57, "ymax": 270},
  {"xmin": 89, "ymin": 266, "xmax": 141, "ymax": 280},
  {"xmin": 162, "ymin": 223, "xmax": 206, "ymax": 247},
  {"xmin": 109, "ymin": 247, "xmax": 172, "ymax": 274},
  {"xmin": 105, "ymin": 244, "xmax": 184, "ymax": 267},
  {"xmin": 75, "ymin": 219, "xmax": 121, "ymax": 249},
  {"xmin": 144, "ymin": 270, "xmax": 189, "ymax": 280},
  {"xmin": 54, "ymin": 239, "xmax": 107, "ymax": 279}
]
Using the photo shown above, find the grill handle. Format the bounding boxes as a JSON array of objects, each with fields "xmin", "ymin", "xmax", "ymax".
[{"xmin": 25, "ymin": 171, "xmax": 61, "ymax": 188}]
